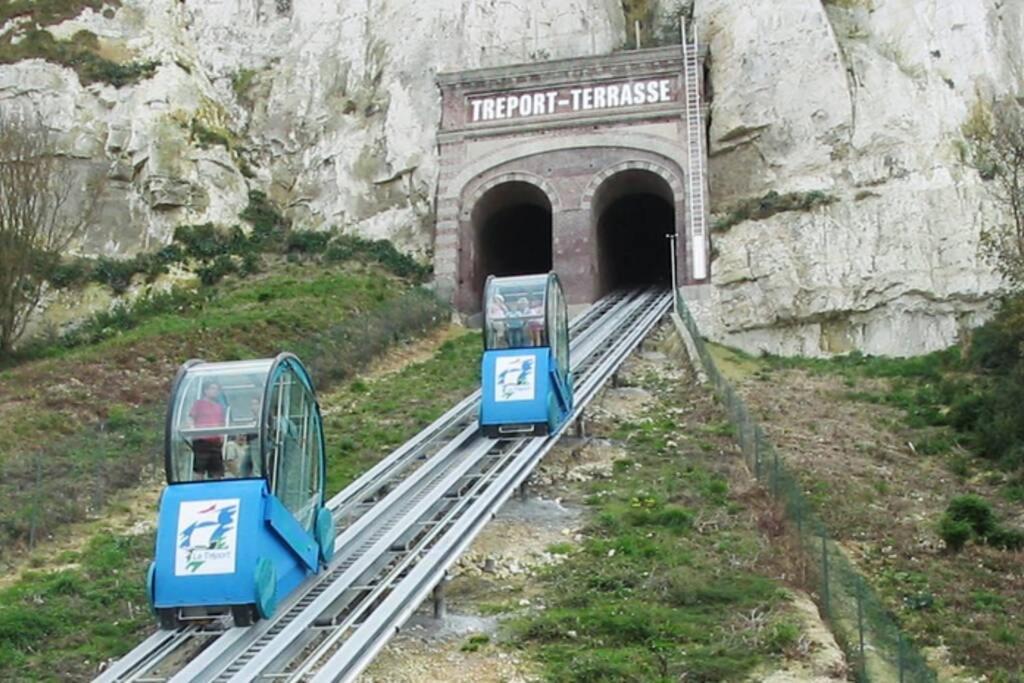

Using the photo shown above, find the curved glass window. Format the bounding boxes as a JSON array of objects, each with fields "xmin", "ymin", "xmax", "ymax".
[
  {"xmin": 484, "ymin": 274, "xmax": 549, "ymax": 350},
  {"xmin": 164, "ymin": 354, "xmax": 325, "ymax": 532},
  {"xmin": 167, "ymin": 359, "xmax": 273, "ymax": 484}
]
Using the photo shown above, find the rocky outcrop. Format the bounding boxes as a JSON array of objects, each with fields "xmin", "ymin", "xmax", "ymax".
[
  {"xmin": 1, "ymin": 0, "xmax": 1019, "ymax": 356},
  {"xmin": 0, "ymin": 0, "xmax": 623, "ymax": 259},
  {"xmin": 693, "ymin": 0, "xmax": 1022, "ymax": 356}
]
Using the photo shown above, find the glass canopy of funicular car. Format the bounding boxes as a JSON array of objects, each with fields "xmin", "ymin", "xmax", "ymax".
[
  {"xmin": 165, "ymin": 354, "xmax": 325, "ymax": 532},
  {"xmin": 483, "ymin": 273, "xmax": 568, "ymax": 373}
]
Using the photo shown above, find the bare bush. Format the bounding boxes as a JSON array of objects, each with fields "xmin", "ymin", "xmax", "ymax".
[
  {"xmin": 0, "ymin": 112, "xmax": 102, "ymax": 354},
  {"xmin": 963, "ymin": 99, "xmax": 1024, "ymax": 289}
]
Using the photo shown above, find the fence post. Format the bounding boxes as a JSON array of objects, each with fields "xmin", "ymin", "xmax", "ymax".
[
  {"xmin": 857, "ymin": 581, "xmax": 866, "ymax": 681},
  {"xmin": 898, "ymin": 633, "xmax": 906, "ymax": 683},
  {"xmin": 29, "ymin": 455, "xmax": 43, "ymax": 549},
  {"xmin": 772, "ymin": 451, "xmax": 779, "ymax": 498},
  {"xmin": 821, "ymin": 535, "xmax": 831, "ymax": 618},
  {"xmin": 754, "ymin": 430, "xmax": 762, "ymax": 480}
]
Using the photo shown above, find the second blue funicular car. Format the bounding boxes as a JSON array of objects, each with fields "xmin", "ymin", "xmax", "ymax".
[{"xmin": 479, "ymin": 273, "xmax": 572, "ymax": 438}]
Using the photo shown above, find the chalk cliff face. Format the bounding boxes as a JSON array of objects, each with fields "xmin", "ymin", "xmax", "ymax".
[
  {"xmin": 1, "ymin": 0, "xmax": 1020, "ymax": 356},
  {"xmin": 0, "ymin": 0, "xmax": 623, "ymax": 254},
  {"xmin": 694, "ymin": 0, "xmax": 1022, "ymax": 356}
]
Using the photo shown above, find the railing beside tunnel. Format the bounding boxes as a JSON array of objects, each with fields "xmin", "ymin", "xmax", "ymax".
[{"xmin": 674, "ymin": 292, "xmax": 937, "ymax": 683}]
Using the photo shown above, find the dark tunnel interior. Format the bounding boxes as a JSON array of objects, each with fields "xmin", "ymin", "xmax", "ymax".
[
  {"xmin": 595, "ymin": 171, "xmax": 676, "ymax": 295},
  {"xmin": 473, "ymin": 182, "xmax": 553, "ymax": 304}
]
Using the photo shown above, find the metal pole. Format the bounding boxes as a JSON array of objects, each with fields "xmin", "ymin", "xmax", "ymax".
[
  {"xmin": 432, "ymin": 575, "xmax": 447, "ymax": 619},
  {"xmin": 857, "ymin": 582, "xmax": 866, "ymax": 680},
  {"xmin": 667, "ymin": 233, "xmax": 679, "ymax": 317},
  {"xmin": 635, "ymin": 20, "xmax": 642, "ymax": 49}
]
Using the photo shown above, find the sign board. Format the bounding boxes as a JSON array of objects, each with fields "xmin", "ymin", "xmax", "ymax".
[
  {"xmin": 175, "ymin": 499, "xmax": 240, "ymax": 576},
  {"xmin": 494, "ymin": 355, "xmax": 537, "ymax": 402},
  {"xmin": 469, "ymin": 78, "xmax": 676, "ymax": 124}
]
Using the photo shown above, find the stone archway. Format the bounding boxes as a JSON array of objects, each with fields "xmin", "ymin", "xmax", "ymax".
[
  {"xmin": 585, "ymin": 162, "xmax": 683, "ymax": 295},
  {"xmin": 455, "ymin": 172, "xmax": 560, "ymax": 311}
]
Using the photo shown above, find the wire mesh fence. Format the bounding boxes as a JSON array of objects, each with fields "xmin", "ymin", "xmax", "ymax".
[{"xmin": 674, "ymin": 292, "xmax": 936, "ymax": 682}]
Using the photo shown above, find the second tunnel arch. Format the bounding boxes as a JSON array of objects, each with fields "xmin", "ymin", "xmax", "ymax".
[{"xmin": 585, "ymin": 163, "xmax": 684, "ymax": 297}]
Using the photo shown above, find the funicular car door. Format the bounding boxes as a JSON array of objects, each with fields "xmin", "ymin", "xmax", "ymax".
[
  {"xmin": 265, "ymin": 359, "xmax": 324, "ymax": 534},
  {"xmin": 546, "ymin": 275, "xmax": 572, "ymax": 415}
]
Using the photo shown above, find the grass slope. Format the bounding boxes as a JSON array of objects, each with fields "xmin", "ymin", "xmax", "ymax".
[
  {"xmin": 513, "ymin": 336, "xmax": 801, "ymax": 682},
  {"xmin": 0, "ymin": 263, "xmax": 441, "ymax": 559},
  {"xmin": 0, "ymin": 295, "xmax": 480, "ymax": 682},
  {"xmin": 718, "ymin": 344, "xmax": 1024, "ymax": 679}
]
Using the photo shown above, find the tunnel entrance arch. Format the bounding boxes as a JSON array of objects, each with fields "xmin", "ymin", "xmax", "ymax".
[
  {"xmin": 435, "ymin": 45, "xmax": 710, "ymax": 312},
  {"xmin": 468, "ymin": 180, "xmax": 554, "ymax": 310},
  {"xmin": 592, "ymin": 169, "xmax": 677, "ymax": 296}
]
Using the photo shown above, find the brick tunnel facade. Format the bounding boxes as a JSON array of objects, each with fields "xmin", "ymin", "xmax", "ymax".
[{"xmin": 434, "ymin": 46, "xmax": 709, "ymax": 312}]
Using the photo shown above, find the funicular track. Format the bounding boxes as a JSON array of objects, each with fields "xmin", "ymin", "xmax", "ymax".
[{"xmin": 96, "ymin": 287, "xmax": 670, "ymax": 683}]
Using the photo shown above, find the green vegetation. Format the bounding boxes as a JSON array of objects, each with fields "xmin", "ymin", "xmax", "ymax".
[
  {"xmin": 0, "ymin": 532, "xmax": 152, "ymax": 681},
  {"xmin": 712, "ymin": 190, "xmax": 837, "ymax": 233},
  {"xmin": 720, "ymin": 332, "xmax": 1024, "ymax": 675},
  {"xmin": 939, "ymin": 494, "xmax": 1024, "ymax": 553},
  {"xmin": 44, "ymin": 189, "xmax": 429, "ymax": 302},
  {"xmin": 512, "ymin": 368, "xmax": 791, "ymax": 682},
  {"xmin": 0, "ymin": 28, "xmax": 157, "ymax": 88},
  {"xmin": 321, "ymin": 333, "xmax": 481, "ymax": 492},
  {"xmin": 231, "ymin": 68, "xmax": 259, "ymax": 105},
  {"xmin": 0, "ymin": 266, "xmax": 446, "ymax": 556},
  {"xmin": 0, "ymin": 2, "xmax": 158, "ymax": 89},
  {"xmin": 761, "ymin": 298, "xmax": 1024, "ymax": 476},
  {"xmin": 460, "ymin": 634, "xmax": 491, "ymax": 653},
  {"xmin": 0, "ymin": 306, "xmax": 483, "ymax": 681},
  {"xmin": 0, "ymin": 0, "xmax": 116, "ymax": 26}
]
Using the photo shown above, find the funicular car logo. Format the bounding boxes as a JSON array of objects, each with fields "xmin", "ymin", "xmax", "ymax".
[
  {"xmin": 495, "ymin": 355, "xmax": 536, "ymax": 402},
  {"xmin": 174, "ymin": 499, "xmax": 240, "ymax": 576}
]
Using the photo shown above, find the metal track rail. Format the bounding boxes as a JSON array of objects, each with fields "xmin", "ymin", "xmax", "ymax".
[
  {"xmin": 215, "ymin": 290, "xmax": 670, "ymax": 682},
  {"xmin": 97, "ymin": 290, "xmax": 638, "ymax": 683},
  {"xmin": 199, "ymin": 291, "xmax": 658, "ymax": 682},
  {"xmin": 301, "ymin": 291, "xmax": 672, "ymax": 683}
]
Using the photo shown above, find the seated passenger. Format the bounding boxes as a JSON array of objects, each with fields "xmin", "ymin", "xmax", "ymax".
[
  {"xmin": 505, "ymin": 297, "xmax": 530, "ymax": 347},
  {"xmin": 487, "ymin": 294, "xmax": 509, "ymax": 348},
  {"xmin": 189, "ymin": 381, "xmax": 226, "ymax": 479},
  {"xmin": 526, "ymin": 295, "xmax": 545, "ymax": 346},
  {"xmin": 224, "ymin": 434, "xmax": 248, "ymax": 477}
]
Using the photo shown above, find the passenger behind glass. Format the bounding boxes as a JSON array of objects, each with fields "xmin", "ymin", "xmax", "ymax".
[
  {"xmin": 189, "ymin": 381, "xmax": 226, "ymax": 479},
  {"xmin": 224, "ymin": 434, "xmax": 248, "ymax": 477},
  {"xmin": 241, "ymin": 396, "xmax": 262, "ymax": 477},
  {"xmin": 526, "ymin": 294, "xmax": 544, "ymax": 346},
  {"xmin": 506, "ymin": 296, "xmax": 529, "ymax": 347},
  {"xmin": 487, "ymin": 293, "xmax": 509, "ymax": 348}
]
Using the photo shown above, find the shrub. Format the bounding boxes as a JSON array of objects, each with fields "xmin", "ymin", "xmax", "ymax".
[
  {"xmin": 986, "ymin": 526, "xmax": 1024, "ymax": 551},
  {"xmin": 286, "ymin": 230, "xmax": 331, "ymax": 254},
  {"xmin": 946, "ymin": 494, "xmax": 996, "ymax": 536},
  {"xmin": 91, "ymin": 256, "xmax": 139, "ymax": 294},
  {"xmin": 938, "ymin": 514, "xmax": 971, "ymax": 553},
  {"xmin": 0, "ymin": 28, "xmax": 157, "ymax": 88},
  {"xmin": 712, "ymin": 190, "xmax": 838, "ymax": 232},
  {"xmin": 196, "ymin": 254, "xmax": 237, "ymax": 286},
  {"xmin": 47, "ymin": 258, "xmax": 91, "ymax": 289},
  {"xmin": 324, "ymin": 234, "xmax": 430, "ymax": 281},
  {"xmin": 240, "ymin": 190, "xmax": 289, "ymax": 246}
]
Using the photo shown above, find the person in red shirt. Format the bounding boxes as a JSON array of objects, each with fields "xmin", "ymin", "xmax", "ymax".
[{"xmin": 189, "ymin": 381, "xmax": 226, "ymax": 478}]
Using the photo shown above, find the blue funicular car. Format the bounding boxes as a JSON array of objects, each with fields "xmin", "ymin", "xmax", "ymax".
[
  {"xmin": 149, "ymin": 353, "xmax": 335, "ymax": 628},
  {"xmin": 479, "ymin": 273, "xmax": 572, "ymax": 438}
]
